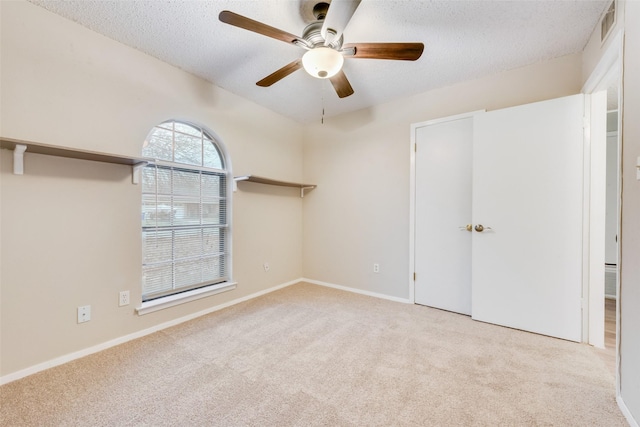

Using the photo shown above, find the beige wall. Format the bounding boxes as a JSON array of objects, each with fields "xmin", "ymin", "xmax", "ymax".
[
  {"xmin": 302, "ymin": 54, "xmax": 583, "ymax": 299},
  {"xmin": 620, "ymin": 1, "xmax": 640, "ymax": 422},
  {"xmin": 0, "ymin": 1, "xmax": 304, "ymax": 376},
  {"xmin": 582, "ymin": 1, "xmax": 640, "ymax": 422}
]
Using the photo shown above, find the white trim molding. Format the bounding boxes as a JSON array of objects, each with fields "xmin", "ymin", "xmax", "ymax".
[
  {"xmin": 617, "ymin": 395, "xmax": 640, "ymax": 427},
  {"xmin": 136, "ymin": 282, "xmax": 237, "ymax": 315},
  {"xmin": 0, "ymin": 278, "xmax": 300, "ymax": 386},
  {"xmin": 302, "ymin": 278, "xmax": 412, "ymax": 304},
  {"xmin": 581, "ymin": 23, "xmax": 624, "ymax": 399},
  {"xmin": 0, "ymin": 278, "xmax": 411, "ymax": 385},
  {"xmin": 582, "ymin": 29, "xmax": 623, "ymax": 94}
]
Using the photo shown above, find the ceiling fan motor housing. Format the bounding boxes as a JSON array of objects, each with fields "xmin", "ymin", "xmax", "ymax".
[{"xmin": 302, "ymin": 21, "xmax": 343, "ymax": 50}]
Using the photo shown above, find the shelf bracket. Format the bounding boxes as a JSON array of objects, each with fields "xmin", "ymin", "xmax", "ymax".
[
  {"xmin": 132, "ymin": 162, "xmax": 148, "ymax": 185},
  {"xmin": 301, "ymin": 186, "xmax": 314, "ymax": 198},
  {"xmin": 13, "ymin": 144, "xmax": 27, "ymax": 175}
]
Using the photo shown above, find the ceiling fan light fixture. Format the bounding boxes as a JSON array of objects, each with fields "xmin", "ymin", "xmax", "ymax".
[{"xmin": 302, "ymin": 47, "xmax": 344, "ymax": 79}]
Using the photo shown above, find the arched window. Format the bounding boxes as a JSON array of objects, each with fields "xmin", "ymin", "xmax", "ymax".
[{"xmin": 140, "ymin": 120, "xmax": 231, "ymax": 304}]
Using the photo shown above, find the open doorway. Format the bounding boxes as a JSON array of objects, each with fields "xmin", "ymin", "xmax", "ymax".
[
  {"xmin": 582, "ymin": 29, "xmax": 622, "ymax": 382},
  {"xmin": 601, "ymin": 81, "xmax": 620, "ymax": 374}
]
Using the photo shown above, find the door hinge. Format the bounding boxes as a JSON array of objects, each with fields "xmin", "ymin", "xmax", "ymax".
[
  {"xmin": 414, "ymin": 144, "xmax": 417, "ymax": 152},
  {"xmin": 413, "ymin": 272, "xmax": 416, "ymax": 281}
]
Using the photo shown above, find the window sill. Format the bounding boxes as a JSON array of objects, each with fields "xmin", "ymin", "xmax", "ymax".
[{"xmin": 136, "ymin": 282, "xmax": 237, "ymax": 316}]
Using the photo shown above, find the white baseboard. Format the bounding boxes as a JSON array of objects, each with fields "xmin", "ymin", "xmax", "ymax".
[
  {"xmin": 617, "ymin": 394, "xmax": 639, "ymax": 427},
  {"xmin": 0, "ymin": 278, "xmax": 300, "ymax": 386},
  {"xmin": 2, "ymin": 278, "xmax": 410, "ymax": 384},
  {"xmin": 301, "ymin": 278, "xmax": 412, "ymax": 304},
  {"xmin": 4, "ymin": 277, "xmax": 634, "ymax": 425}
]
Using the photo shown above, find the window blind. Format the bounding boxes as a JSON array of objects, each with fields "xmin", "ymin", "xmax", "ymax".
[{"xmin": 142, "ymin": 165, "xmax": 228, "ymax": 300}]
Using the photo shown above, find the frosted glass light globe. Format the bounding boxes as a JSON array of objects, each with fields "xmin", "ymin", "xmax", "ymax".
[{"xmin": 302, "ymin": 47, "xmax": 344, "ymax": 79}]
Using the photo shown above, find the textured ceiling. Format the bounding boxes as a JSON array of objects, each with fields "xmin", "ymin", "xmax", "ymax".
[{"xmin": 27, "ymin": 0, "xmax": 610, "ymax": 123}]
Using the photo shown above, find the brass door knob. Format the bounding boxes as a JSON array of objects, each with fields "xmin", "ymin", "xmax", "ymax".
[
  {"xmin": 459, "ymin": 224, "xmax": 472, "ymax": 232},
  {"xmin": 475, "ymin": 224, "xmax": 492, "ymax": 232}
]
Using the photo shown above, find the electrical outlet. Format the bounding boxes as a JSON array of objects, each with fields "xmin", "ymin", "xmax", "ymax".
[
  {"xmin": 119, "ymin": 290, "xmax": 130, "ymax": 307},
  {"xmin": 263, "ymin": 262, "xmax": 270, "ymax": 272},
  {"xmin": 77, "ymin": 305, "xmax": 91, "ymax": 323},
  {"xmin": 373, "ymin": 263, "xmax": 380, "ymax": 273}
]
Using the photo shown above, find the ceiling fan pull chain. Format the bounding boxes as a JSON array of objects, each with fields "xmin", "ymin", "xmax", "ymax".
[{"xmin": 321, "ymin": 82, "xmax": 325, "ymax": 124}]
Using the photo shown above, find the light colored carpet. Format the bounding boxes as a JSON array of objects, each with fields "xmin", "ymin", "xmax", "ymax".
[{"xmin": 0, "ymin": 282, "xmax": 627, "ymax": 426}]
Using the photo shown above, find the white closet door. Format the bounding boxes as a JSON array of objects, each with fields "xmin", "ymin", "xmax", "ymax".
[
  {"xmin": 414, "ymin": 116, "xmax": 473, "ymax": 315},
  {"xmin": 471, "ymin": 94, "xmax": 584, "ymax": 342}
]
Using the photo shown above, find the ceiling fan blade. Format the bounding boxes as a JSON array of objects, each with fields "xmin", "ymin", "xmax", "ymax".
[
  {"xmin": 219, "ymin": 10, "xmax": 300, "ymax": 45},
  {"xmin": 329, "ymin": 70, "xmax": 354, "ymax": 98},
  {"xmin": 342, "ymin": 43, "xmax": 424, "ymax": 61},
  {"xmin": 256, "ymin": 60, "xmax": 303, "ymax": 87},
  {"xmin": 321, "ymin": 0, "xmax": 362, "ymax": 44}
]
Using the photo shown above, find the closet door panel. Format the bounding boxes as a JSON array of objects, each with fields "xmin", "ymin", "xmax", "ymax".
[{"xmin": 471, "ymin": 94, "xmax": 584, "ymax": 342}]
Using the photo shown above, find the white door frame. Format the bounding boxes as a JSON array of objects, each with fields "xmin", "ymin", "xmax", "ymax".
[
  {"xmin": 581, "ymin": 28, "xmax": 623, "ymax": 386},
  {"xmin": 583, "ymin": 90, "xmax": 608, "ymax": 348},
  {"xmin": 409, "ymin": 111, "xmax": 484, "ymax": 303},
  {"xmin": 409, "ymin": 28, "xmax": 623, "ymax": 345}
]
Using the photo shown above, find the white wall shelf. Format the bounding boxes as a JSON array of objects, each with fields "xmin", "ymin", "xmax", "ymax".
[
  {"xmin": 234, "ymin": 175, "xmax": 316, "ymax": 198},
  {"xmin": 0, "ymin": 137, "xmax": 150, "ymax": 183}
]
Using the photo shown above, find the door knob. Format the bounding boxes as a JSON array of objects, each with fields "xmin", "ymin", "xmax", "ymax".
[
  {"xmin": 474, "ymin": 224, "xmax": 492, "ymax": 232},
  {"xmin": 459, "ymin": 224, "xmax": 472, "ymax": 232}
]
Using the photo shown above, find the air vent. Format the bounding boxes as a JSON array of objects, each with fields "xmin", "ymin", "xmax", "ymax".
[{"xmin": 601, "ymin": 1, "xmax": 615, "ymax": 43}]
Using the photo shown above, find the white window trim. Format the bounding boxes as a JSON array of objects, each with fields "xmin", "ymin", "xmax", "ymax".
[
  {"xmin": 136, "ymin": 281, "xmax": 237, "ymax": 315},
  {"xmin": 140, "ymin": 120, "xmax": 234, "ymax": 310}
]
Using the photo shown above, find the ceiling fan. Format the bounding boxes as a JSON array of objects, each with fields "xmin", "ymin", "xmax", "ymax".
[{"xmin": 219, "ymin": 0, "xmax": 424, "ymax": 98}]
